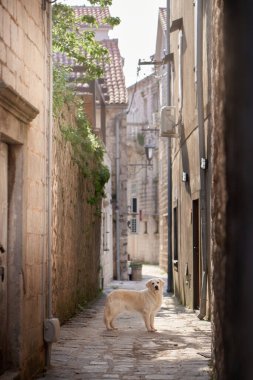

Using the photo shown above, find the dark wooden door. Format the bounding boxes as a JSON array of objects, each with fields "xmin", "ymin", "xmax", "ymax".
[
  {"xmin": 192, "ymin": 199, "xmax": 201, "ymax": 310},
  {"xmin": 0, "ymin": 142, "xmax": 8, "ymax": 374}
]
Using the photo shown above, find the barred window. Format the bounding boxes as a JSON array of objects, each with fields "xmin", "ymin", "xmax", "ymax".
[{"xmin": 131, "ymin": 218, "xmax": 137, "ymax": 233}]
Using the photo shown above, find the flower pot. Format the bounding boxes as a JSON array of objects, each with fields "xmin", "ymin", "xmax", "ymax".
[{"xmin": 131, "ymin": 263, "xmax": 143, "ymax": 281}]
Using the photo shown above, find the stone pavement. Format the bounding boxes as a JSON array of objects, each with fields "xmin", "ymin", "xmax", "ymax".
[{"xmin": 37, "ymin": 265, "xmax": 211, "ymax": 380}]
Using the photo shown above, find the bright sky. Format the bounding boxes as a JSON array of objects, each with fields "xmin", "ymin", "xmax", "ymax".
[{"xmin": 59, "ymin": 0, "xmax": 166, "ymax": 87}]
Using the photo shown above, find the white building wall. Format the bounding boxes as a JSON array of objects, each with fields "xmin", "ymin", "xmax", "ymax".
[
  {"xmin": 100, "ymin": 152, "xmax": 113, "ymax": 287},
  {"xmin": 127, "ymin": 75, "xmax": 160, "ymax": 265}
]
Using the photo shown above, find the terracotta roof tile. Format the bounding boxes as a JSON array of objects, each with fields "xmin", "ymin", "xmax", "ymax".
[
  {"xmin": 73, "ymin": 6, "xmax": 112, "ymax": 28},
  {"xmin": 53, "ymin": 40, "xmax": 127, "ymax": 105},
  {"xmin": 53, "ymin": 6, "xmax": 127, "ymax": 105},
  {"xmin": 101, "ymin": 38, "xmax": 127, "ymax": 104}
]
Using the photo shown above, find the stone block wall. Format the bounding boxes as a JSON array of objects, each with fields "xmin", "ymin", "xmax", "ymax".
[
  {"xmin": 127, "ymin": 76, "xmax": 160, "ymax": 266},
  {"xmin": 0, "ymin": 1, "xmax": 50, "ymax": 378},
  {"xmin": 52, "ymin": 107, "xmax": 102, "ymax": 323},
  {"xmin": 211, "ymin": 1, "xmax": 226, "ymax": 378},
  {"xmin": 105, "ymin": 106, "xmax": 128, "ymax": 280}
]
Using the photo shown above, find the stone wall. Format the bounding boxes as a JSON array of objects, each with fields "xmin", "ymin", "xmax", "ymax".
[
  {"xmin": 211, "ymin": 1, "xmax": 226, "ymax": 377},
  {"xmin": 127, "ymin": 76, "xmax": 160, "ymax": 266},
  {"xmin": 52, "ymin": 106, "xmax": 102, "ymax": 323},
  {"xmin": 105, "ymin": 106, "xmax": 128, "ymax": 280},
  {"xmin": 212, "ymin": 1, "xmax": 253, "ymax": 378},
  {"xmin": 100, "ymin": 152, "xmax": 113, "ymax": 288},
  {"xmin": 0, "ymin": 1, "xmax": 50, "ymax": 378}
]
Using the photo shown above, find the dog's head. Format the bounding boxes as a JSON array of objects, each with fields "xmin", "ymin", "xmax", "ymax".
[{"xmin": 146, "ymin": 278, "xmax": 165, "ymax": 292}]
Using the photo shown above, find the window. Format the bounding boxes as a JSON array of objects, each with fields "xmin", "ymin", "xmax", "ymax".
[
  {"xmin": 154, "ymin": 219, "xmax": 159, "ymax": 234},
  {"xmin": 132, "ymin": 197, "xmax": 137, "ymax": 213},
  {"xmin": 144, "ymin": 221, "xmax": 148, "ymax": 234},
  {"xmin": 131, "ymin": 218, "xmax": 137, "ymax": 233},
  {"xmin": 152, "ymin": 92, "xmax": 158, "ymax": 113}
]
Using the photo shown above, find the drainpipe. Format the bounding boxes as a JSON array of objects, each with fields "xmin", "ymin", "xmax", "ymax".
[
  {"xmin": 47, "ymin": 1, "xmax": 53, "ymax": 323},
  {"xmin": 195, "ymin": 0, "xmax": 207, "ymax": 319},
  {"xmin": 44, "ymin": 3, "xmax": 60, "ymax": 367},
  {"xmin": 115, "ymin": 115, "xmax": 120, "ymax": 280},
  {"xmin": 166, "ymin": 0, "xmax": 173, "ymax": 293},
  {"xmin": 46, "ymin": 2, "xmax": 53, "ymax": 365}
]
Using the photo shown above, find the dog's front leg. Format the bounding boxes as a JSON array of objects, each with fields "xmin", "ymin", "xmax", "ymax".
[
  {"xmin": 150, "ymin": 313, "xmax": 157, "ymax": 332},
  {"xmin": 143, "ymin": 311, "xmax": 153, "ymax": 332}
]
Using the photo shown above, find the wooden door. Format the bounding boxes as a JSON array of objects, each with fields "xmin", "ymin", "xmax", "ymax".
[
  {"xmin": 0, "ymin": 142, "xmax": 8, "ymax": 374},
  {"xmin": 192, "ymin": 199, "xmax": 201, "ymax": 310}
]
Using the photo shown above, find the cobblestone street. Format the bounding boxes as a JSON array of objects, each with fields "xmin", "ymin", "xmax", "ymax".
[{"xmin": 38, "ymin": 266, "xmax": 211, "ymax": 380}]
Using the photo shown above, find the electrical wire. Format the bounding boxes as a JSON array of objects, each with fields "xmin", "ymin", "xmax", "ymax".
[{"xmin": 126, "ymin": 63, "xmax": 141, "ymax": 115}]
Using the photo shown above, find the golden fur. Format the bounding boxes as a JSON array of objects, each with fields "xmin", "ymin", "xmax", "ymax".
[{"xmin": 104, "ymin": 278, "xmax": 165, "ymax": 332}]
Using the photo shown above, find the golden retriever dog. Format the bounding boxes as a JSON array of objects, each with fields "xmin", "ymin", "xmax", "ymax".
[{"xmin": 104, "ymin": 278, "xmax": 165, "ymax": 332}]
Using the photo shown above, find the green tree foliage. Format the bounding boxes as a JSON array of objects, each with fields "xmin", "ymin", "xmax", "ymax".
[
  {"xmin": 52, "ymin": 2, "xmax": 119, "ymax": 80},
  {"xmin": 61, "ymin": 109, "xmax": 110, "ymax": 206},
  {"xmin": 52, "ymin": 1, "xmax": 116, "ymax": 205}
]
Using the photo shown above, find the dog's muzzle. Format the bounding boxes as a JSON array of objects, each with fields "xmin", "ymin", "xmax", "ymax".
[{"xmin": 155, "ymin": 285, "xmax": 159, "ymax": 290}]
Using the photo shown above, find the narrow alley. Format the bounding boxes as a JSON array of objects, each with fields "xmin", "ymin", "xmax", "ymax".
[{"xmin": 38, "ymin": 266, "xmax": 211, "ymax": 380}]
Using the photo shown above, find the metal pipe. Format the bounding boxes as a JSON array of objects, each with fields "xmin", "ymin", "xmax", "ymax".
[
  {"xmin": 47, "ymin": 1, "xmax": 53, "ymax": 321},
  {"xmin": 115, "ymin": 116, "xmax": 120, "ymax": 280},
  {"xmin": 45, "ymin": 3, "xmax": 54, "ymax": 367},
  {"xmin": 166, "ymin": 0, "xmax": 173, "ymax": 293},
  {"xmin": 195, "ymin": 0, "xmax": 207, "ymax": 320}
]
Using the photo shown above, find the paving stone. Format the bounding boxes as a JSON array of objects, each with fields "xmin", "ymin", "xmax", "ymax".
[{"xmin": 37, "ymin": 265, "xmax": 211, "ymax": 380}]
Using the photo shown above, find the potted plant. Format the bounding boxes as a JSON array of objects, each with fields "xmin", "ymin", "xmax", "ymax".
[{"xmin": 130, "ymin": 261, "xmax": 143, "ymax": 281}]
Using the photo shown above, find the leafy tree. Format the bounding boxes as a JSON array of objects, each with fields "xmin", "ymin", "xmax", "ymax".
[
  {"xmin": 52, "ymin": 1, "xmax": 117, "ymax": 205},
  {"xmin": 52, "ymin": 1, "xmax": 120, "ymax": 81}
]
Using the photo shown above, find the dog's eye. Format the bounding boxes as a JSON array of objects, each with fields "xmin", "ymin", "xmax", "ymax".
[{"xmin": 152, "ymin": 282, "xmax": 154, "ymax": 285}]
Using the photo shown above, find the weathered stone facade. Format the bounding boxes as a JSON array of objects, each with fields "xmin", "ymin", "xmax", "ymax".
[
  {"xmin": 156, "ymin": 2, "xmax": 212, "ymax": 316},
  {"xmin": 51, "ymin": 106, "xmax": 102, "ymax": 323},
  {"xmin": 212, "ymin": 1, "xmax": 253, "ymax": 378},
  {"xmin": 100, "ymin": 151, "xmax": 113, "ymax": 288},
  {"xmin": 0, "ymin": 1, "xmax": 50, "ymax": 377},
  {"xmin": 105, "ymin": 106, "xmax": 128, "ymax": 279},
  {"xmin": 210, "ymin": 1, "xmax": 226, "ymax": 377},
  {"xmin": 127, "ymin": 75, "xmax": 160, "ymax": 265}
]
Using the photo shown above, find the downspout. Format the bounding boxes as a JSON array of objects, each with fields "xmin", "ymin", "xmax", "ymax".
[
  {"xmin": 166, "ymin": 0, "xmax": 173, "ymax": 293},
  {"xmin": 195, "ymin": 0, "xmax": 207, "ymax": 319},
  {"xmin": 48, "ymin": 0, "xmax": 53, "ymax": 323},
  {"xmin": 115, "ymin": 115, "xmax": 120, "ymax": 280},
  {"xmin": 44, "ymin": 3, "xmax": 60, "ymax": 367},
  {"xmin": 45, "ymin": 2, "xmax": 53, "ymax": 366}
]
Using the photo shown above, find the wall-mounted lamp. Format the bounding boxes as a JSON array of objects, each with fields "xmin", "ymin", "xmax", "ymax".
[
  {"xmin": 145, "ymin": 146, "xmax": 153, "ymax": 163},
  {"xmin": 182, "ymin": 171, "xmax": 188, "ymax": 182},
  {"xmin": 144, "ymin": 130, "xmax": 156, "ymax": 164},
  {"xmin": 42, "ymin": 0, "xmax": 57, "ymax": 11},
  {"xmin": 200, "ymin": 158, "xmax": 208, "ymax": 170}
]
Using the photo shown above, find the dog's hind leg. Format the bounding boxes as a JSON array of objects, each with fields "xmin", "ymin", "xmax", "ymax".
[
  {"xmin": 104, "ymin": 306, "xmax": 114, "ymax": 330},
  {"xmin": 104, "ymin": 309, "xmax": 118, "ymax": 330},
  {"xmin": 110, "ymin": 319, "xmax": 118, "ymax": 330}
]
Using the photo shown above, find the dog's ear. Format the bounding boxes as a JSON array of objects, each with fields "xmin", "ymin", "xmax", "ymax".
[
  {"xmin": 159, "ymin": 278, "xmax": 165, "ymax": 286},
  {"xmin": 146, "ymin": 280, "xmax": 152, "ymax": 289}
]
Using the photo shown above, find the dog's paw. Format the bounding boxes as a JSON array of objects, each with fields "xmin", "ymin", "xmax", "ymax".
[{"xmin": 147, "ymin": 327, "xmax": 157, "ymax": 332}]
